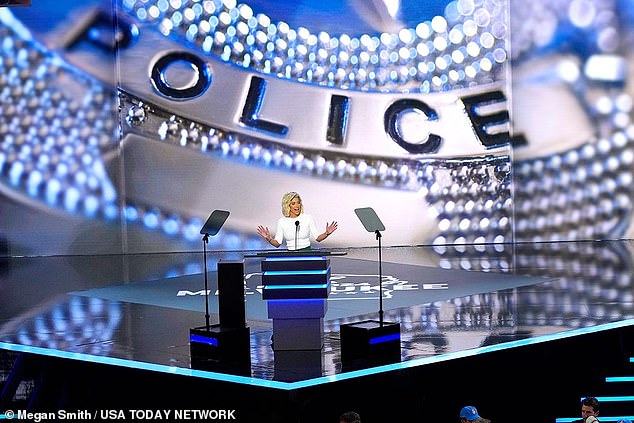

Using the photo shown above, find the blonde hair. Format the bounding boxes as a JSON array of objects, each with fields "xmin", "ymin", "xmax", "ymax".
[{"xmin": 281, "ymin": 192, "xmax": 303, "ymax": 217}]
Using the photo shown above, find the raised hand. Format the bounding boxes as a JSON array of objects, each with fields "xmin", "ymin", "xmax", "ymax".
[
  {"xmin": 325, "ymin": 221, "xmax": 338, "ymax": 235},
  {"xmin": 257, "ymin": 225, "xmax": 271, "ymax": 240}
]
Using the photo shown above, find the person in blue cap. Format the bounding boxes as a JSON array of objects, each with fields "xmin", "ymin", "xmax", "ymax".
[{"xmin": 460, "ymin": 406, "xmax": 491, "ymax": 423}]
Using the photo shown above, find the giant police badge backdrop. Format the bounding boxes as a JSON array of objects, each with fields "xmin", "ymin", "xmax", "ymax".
[{"xmin": 1, "ymin": 1, "xmax": 633, "ymax": 258}]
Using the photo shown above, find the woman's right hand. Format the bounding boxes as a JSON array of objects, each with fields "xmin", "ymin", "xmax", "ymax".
[{"xmin": 256, "ymin": 225, "xmax": 271, "ymax": 241}]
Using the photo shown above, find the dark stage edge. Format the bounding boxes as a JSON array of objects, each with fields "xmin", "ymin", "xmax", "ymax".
[{"xmin": 2, "ymin": 241, "xmax": 634, "ymax": 422}]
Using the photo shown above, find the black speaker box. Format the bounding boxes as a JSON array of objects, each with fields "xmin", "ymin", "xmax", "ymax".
[
  {"xmin": 189, "ymin": 325, "xmax": 251, "ymax": 375},
  {"xmin": 217, "ymin": 260, "xmax": 246, "ymax": 328},
  {"xmin": 340, "ymin": 320, "xmax": 401, "ymax": 369}
]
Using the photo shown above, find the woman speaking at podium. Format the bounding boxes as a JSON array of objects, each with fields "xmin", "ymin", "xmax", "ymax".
[{"xmin": 256, "ymin": 191, "xmax": 338, "ymax": 251}]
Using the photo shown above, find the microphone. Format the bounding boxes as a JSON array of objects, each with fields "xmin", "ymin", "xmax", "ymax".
[
  {"xmin": 294, "ymin": 220, "xmax": 299, "ymax": 250},
  {"xmin": 295, "ymin": 220, "xmax": 300, "ymax": 228}
]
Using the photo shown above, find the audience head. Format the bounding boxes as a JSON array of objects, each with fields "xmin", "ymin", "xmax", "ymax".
[
  {"xmin": 581, "ymin": 397, "xmax": 600, "ymax": 421},
  {"xmin": 339, "ymin": 411, "xmax": 361, "ymax": 423},
  {"xmin": 460, "ymin": 406, "xmax": 480, "ymax": 421}
]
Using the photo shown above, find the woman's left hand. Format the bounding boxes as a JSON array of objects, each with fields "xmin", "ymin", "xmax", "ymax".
[{"xmin": 325, "ymin": 221, "xmax": 338, "ymax": 235}]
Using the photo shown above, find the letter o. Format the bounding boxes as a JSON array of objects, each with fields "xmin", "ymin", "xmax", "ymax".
[{"xmin": 150, "ymin": 51, "xmax": 211, "ymax": 99}]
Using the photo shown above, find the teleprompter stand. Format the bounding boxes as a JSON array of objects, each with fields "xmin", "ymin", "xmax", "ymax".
[
  {"xmin": 339, "ymin": 207, "xmax": 401, "ymax": 369},
  {"xmin": 189, "ymin": 210, "xmax": 251, "ymax": 375},
  {"xmin": 200, "ymin": 210, "xmax": 229, "ymax": 330}
]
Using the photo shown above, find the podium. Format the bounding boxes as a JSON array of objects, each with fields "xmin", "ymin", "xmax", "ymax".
[{"xmin": 260, "ymin": 254, "xmax": 332, "ymax": 351}]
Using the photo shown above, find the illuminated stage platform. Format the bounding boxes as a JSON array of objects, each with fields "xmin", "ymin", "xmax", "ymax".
[{"xmin": 1, "ymin": 242, "xmax": 634, "ymax": 422}]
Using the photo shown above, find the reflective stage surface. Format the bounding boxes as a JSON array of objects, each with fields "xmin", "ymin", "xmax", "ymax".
[{"xmin": 1, "ymin": 242, "xmax": 634, "ymax": 421}]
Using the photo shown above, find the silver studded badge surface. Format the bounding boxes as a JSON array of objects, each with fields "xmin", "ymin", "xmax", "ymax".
[
  {"xmin": 0, "ymin": 0, "xmax": 516, "ymax": 254},
  {"xmin": 116, "ymin": 0, "xmax": 513, "ymax": 250},
  {"xmin": 12, "ymin": 0, "xmax": 630, "ymax": 257}
]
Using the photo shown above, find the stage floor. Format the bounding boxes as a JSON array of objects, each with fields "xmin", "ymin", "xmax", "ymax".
[
  {"xmin": 2, "ymin": 241, "xmax": 634, "ymax": 390},
  {"xmin": 0, "ymin": 242, "xmax": 634, "ymax": 388}
]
